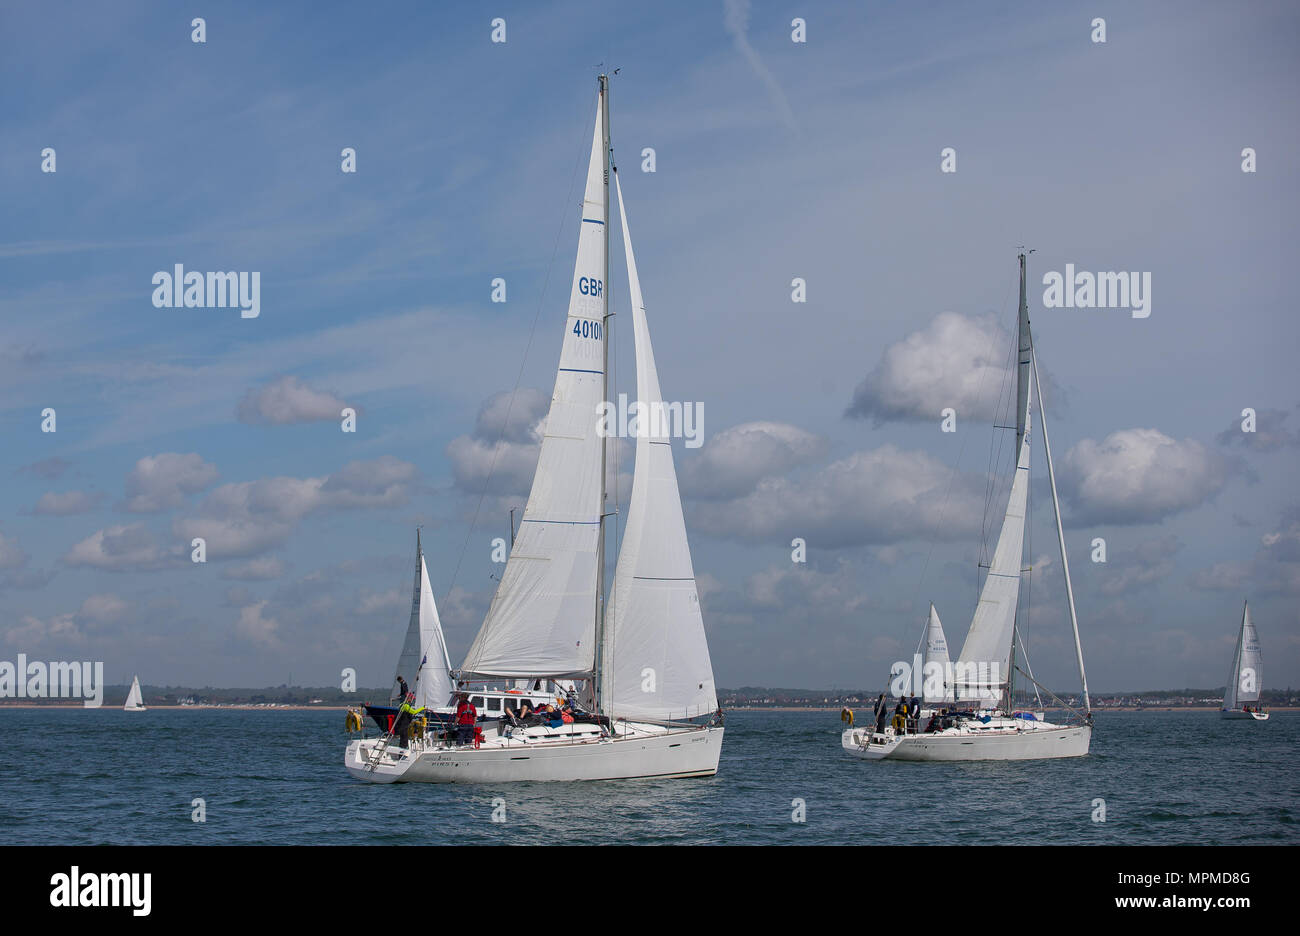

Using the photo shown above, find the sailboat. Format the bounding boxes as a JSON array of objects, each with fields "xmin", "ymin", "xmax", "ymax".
[
  {"xmin": 361, "ymin": 530, "xmax": 459, "ymax": 730},
  {"xmin": 124, "ymin": 675, "xmax": 146, "ymax": 712},
  {"xmin": 1221, "ymin": 600, "xmax": 1268, "ymax": 720},
  {"xmin": 844, "ymin": 253, "xmax": 1092, "ymax": 761},
  {"xmin": 345, "ymin": 75, "xmax": 723, "ymax": 783}
]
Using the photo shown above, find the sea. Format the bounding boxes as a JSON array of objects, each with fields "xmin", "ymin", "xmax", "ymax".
[{"xmin": 2, "ymin": 708, "xmax": 1295, "ymax": 845}]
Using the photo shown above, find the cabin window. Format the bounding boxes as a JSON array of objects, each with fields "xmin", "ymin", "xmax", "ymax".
[
  {"xmin": 471, "ymin": 696, "xmax": 484, "ymax": 708},
  {"xmin": 486, "ymin": 697, "xmax": 501, "ymax": 712}
]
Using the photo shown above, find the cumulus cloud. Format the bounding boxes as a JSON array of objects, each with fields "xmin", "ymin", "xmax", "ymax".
[
  {"xmin": 693, "ymin": 444, "xmax": 985, "ymax": 548},
  {"xmin": 679, "ymin": 421, "xmax": 828, "ymax": 499},
  {"xmin": 172, "ymin": 457, "xmax": 418, "ymax": 558},
  {"xmin": 1058, "ymin": 429, "xmax": 1234, "ymax": 525},
  {"xmin": 356, "ymin": 588, "xmax": 405, "ymax": 615},
  {"xmin": 79, "ymin": 593, "xmax": 129, "ymax": 623},
  {"xmin": 1215, "ymin": 406, "xmax": 1300, "ymax": 452},
  {"xmin": 64, "ymin": 523, "xmax": 174, "ymax": 571},
  {"xmin": 123, "ymin": 453, "xmax": 219, "ymax": 513},
  {"xmin": 234, "ymin": 601, "xmax": 280, "ymax": 646},
  {"xmin": 846, "ymin": 312, "xmax": 1014, "ymax": 425},
  {"xmin": 237, "ymin": 375, "xmax": 349, "ymax": 425},
  {"xmin": 446, "ymin": 389, "xmax": 549, "ymax": 496},
  {"xmin": 33, "ymin": 490, "xmax": 104, "ymax": 515}
]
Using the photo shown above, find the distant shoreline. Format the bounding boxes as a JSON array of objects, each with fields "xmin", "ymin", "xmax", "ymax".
[{"xmin": 3, "ymin": 703, "xmax": 1294, "ymax": 713}]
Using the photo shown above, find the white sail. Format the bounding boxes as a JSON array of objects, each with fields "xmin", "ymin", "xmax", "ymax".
[
  {"xmin": 957, "ymin": 406, "xmax": 1031, "ymax": 701},
  {"xmin": 394, "ymin": 534, "xmax": 454, "ymax": 709},
  {"xmin": 1224, "ymin": 601, "xmax": 1261, "ymax": 708},
  {"xmin": 605, "ymin": 173, "xmax": 717, "ymax": 722},
  {"xmin": 460, "ymin": 97, "xmax": 608, "ymax": 679},
  {"xmin": 124, "ymin": 675, "xmax": 144, "ymax": 711},
  {"xmin": 922, "ymin": 604, "xmax": 954, "ymax": 703}
]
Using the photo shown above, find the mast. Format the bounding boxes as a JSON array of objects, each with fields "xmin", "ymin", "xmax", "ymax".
[
  {"xmin": 1015, "ymin": 251, "xmax": 1032, "ymax": 447},
  {"xmin": 593, "ymin": 73, "xmax": 612, "ymax": 716},
  {"xmin": 1031, "ymin": 343, "xmax": 1091, "ymax": 714}
]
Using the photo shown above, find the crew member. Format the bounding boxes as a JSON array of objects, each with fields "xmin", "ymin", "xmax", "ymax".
[{"xmin": 455, "ymin": 692, "xmax": 478, "ymax": 745}]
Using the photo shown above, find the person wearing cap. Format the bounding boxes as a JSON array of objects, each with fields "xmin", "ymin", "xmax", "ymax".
[{"xmin": 393, "ymin": 692, "xmax": 424, "ymax": 749}]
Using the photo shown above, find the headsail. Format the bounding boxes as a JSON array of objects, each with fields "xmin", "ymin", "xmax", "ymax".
[
  {"xmin": 1225, "ymin": 601, "xmax": 1261, "ymax": 708},
  {"xmin": 394, "ymin": 531, "xmax": 454, "ymax": 709},
  {"xmin": 922, "ymin": 604, "xmax": 954, "ymax": 703},
  {"xmin": 460, "ymin": 92, "xmax": 609, "ymax": 680},
  {"xmin": 605, "ymin": 173, "xmax": 717, "ymax": 721}
]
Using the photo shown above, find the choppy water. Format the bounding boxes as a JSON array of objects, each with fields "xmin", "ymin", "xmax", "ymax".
[{"xmin": 1, "ymin": 709, "xmax": 1295, "ymax": 845}]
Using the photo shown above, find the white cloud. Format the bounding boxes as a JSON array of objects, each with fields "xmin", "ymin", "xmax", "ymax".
[
  {"xmin": 33, "ymin": 490, "xmax": 104, "ymax": 515},
  {"xmin": 79, "ymin": 592, "xmax": 129, "ymax": 622},
  {"xmin": 123, "ymin": 453, "xmax": 219, "ymax": 513},
  {"xmin": 679, "ymin": 421, "xmax": 827, "ymax": 499},
  {"xmin": 693, "ymin": 444, "xmax": 985, "ymax": 548},
  {"xmin": 234, "ymin": 601, "xmax": 280, "ymax": 646},
  {"xmin": 446, "ymin": 388, "xmax": 549, "ymax": 496},
  {"xmin": 173, "ymin": 457, "xmax": 418, "ymax": 558},
  {"xmin": 1059, "ymin": 429, "xmax": 1233, "ymax": 525},
  {"xmin": 64, "ymin": 524, "xmax": 172, "ymax": 571},
  {"xmin": 846, "ymin": 312, "xmax": 1012, "ymax": 424},
  {"xmin": 237, "ymin": 375, "xmax": 349, "ymax": 425}
]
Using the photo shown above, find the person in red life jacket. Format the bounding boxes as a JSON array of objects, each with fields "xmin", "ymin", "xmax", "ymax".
[{"xmin": 454, "ymin": 692, "xmax": 477, "ymax": 745}]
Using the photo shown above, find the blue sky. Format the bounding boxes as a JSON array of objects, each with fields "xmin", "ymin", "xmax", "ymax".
[{"xmin": 2, "ymin": 1, "xmax": 1298, "ymax": 693}]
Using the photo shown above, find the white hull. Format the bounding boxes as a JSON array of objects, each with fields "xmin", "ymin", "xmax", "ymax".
[
  {"xmin": 842, "ymin": 720, "xmax": 1091, "ymax": 761},
  {"xmin": 1220, "ymin": 709, "xmax": 1269, "ymax": 721},
  {"xmin": 346, "ymin": 722, "xmax": 723, "ymax": 783},
  {"xmin": 125, "ymin": 706, "xmax": 146, "ymax": 712}
]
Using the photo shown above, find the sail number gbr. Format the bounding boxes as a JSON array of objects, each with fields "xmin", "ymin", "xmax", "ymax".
[{"xmin": 572, "ymin": 318, "xmax": 603, "ymax": 340}]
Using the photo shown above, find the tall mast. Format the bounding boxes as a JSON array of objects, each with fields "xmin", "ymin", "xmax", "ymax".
[
  {"xmin": 1031, "ymin": 343, "xmax": 1091, "ymax": 714},
  {"xmin": 593, "ymin": 74, "xmax": 612, "ymax": 716},
  {"xmin": 1015, "ymin": 251, "xmax": 1031, "ymax": 446}
]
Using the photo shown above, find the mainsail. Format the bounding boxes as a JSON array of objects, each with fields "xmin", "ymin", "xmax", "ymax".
[
  {"xmin": 1224, "ymin": 601, "xmax": 1262, "ymax": 709},
  {"xmin": 605, "ymin": 173, "xmax": 717, "ymax": 721},
  {"xmin": 460, "ymin": 95, "xmax": 609, "ymax": 679},
  {"xmin": 394, "ymin": 531, "xmax": 453, "ymax": 709},
  {"xmin": 922, "ymin": 603, "xmax": 954, "ymax": 703}
]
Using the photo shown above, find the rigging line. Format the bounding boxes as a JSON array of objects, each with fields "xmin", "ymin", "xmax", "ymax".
[
  {"xmin": 444, "ymin": 97, "xmax": 593, "ymax": 642},
  {"xmin": 1013, "ymin": 665, "xmax": 1088, "ymax": 723},
  {"xmin": 905, "ymin": 274, "xmax": 1017, "ymax": 646}
]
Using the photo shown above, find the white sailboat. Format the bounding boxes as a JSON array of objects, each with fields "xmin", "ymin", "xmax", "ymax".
[
  {"xmin": 346, "ymin": 76, "xmax": 723, "ymax": 783},
  {"xmin": 124, "ymin": 675, "xmax": 145, "ymax": 712},
  {"xmin": 844, "ymin": 252, "xmax": 1093, "ymax": 761},
  {"xmin": 1221, "ymin": 600, "xmax": 1268, "ymax": 720}
]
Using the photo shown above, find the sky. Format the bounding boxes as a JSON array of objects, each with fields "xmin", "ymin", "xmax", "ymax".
[{"xmin": 1, "ymin": 1, "xmax": 1298, "ymax": 694}]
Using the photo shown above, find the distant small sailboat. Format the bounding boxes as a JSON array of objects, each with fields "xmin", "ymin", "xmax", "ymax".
[
  {"xmin": 124, "ymin": 675, "xmax": 146, "ymax": 712},
  {"xmin": 1221, "ymin": 600, "xmax": 1268, "ymax": 721}
]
